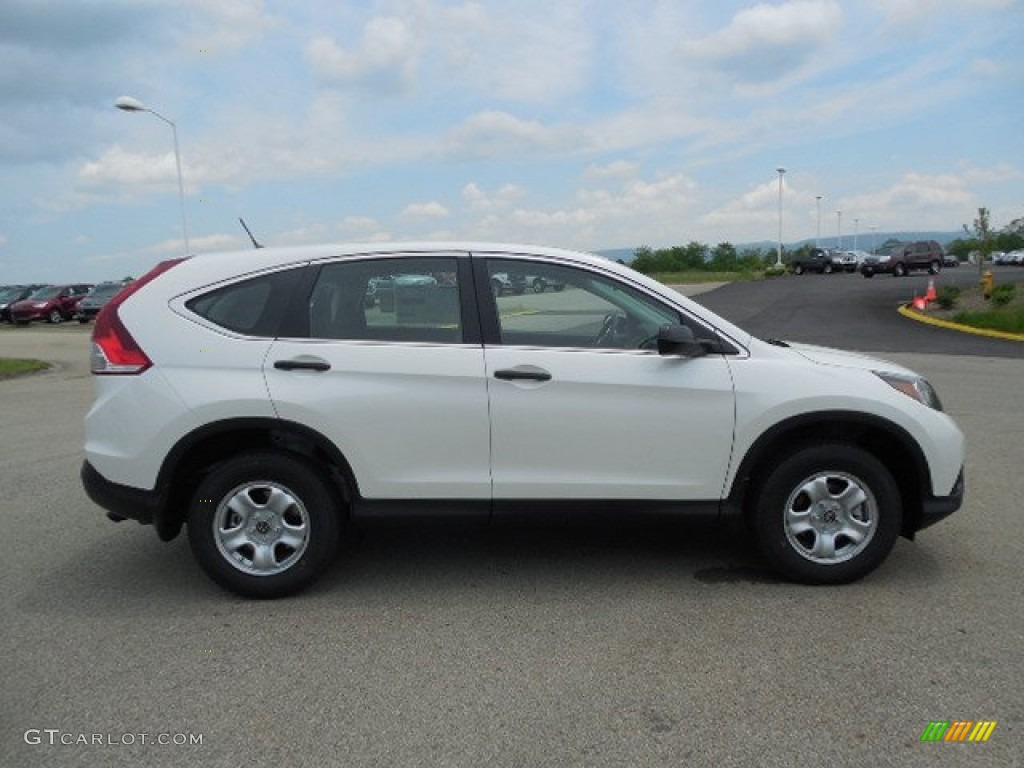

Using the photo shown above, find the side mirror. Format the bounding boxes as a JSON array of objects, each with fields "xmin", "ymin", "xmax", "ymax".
[{"xmin": 657, "ymin": 324, "xmax": 706, "ymax": 357}]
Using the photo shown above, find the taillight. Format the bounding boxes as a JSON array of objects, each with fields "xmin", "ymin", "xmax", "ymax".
[{"xmin": 91, "ymin": 258, "xmax": 189, "ymax": 375}]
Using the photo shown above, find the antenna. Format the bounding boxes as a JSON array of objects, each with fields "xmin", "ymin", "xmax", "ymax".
[{"xmin": 238, "ymin": 217, "xmax": 264, "ymax": 249}]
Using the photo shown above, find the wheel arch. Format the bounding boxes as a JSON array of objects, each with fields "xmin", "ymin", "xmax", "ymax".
[
  {"xmin": 152, "ymin": 418, "xmax": 358, "ymax": 542},
  {"xmin": 726, "ymin": 411, "xmax": 928, "ymax": 538}
]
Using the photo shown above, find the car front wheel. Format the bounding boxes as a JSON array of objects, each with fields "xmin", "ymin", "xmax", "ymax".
[
  {"xmin": 187, "ymin": 451, "xmax": 341, "ymax": 598},
  {"xmin": 48, "ymin": 309, "xmax": 63, "ymax": 324},
  {"xmin": 749, "ymin": 443, "xmax": 901, "ymax": 584},
  {"xmin": 793, "ymin": 264, "xmax": 804, "ymax": 275},
  {"xmin": 893, "ymin": 263, "xmax": 907, "ymax": 277}
]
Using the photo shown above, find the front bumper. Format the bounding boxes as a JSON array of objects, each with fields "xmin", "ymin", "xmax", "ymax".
[{"xmin": 917, "ymin": 468, "xmax": 965, "ymax": 531}]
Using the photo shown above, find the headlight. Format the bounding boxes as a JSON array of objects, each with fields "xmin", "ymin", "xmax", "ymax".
[{"xmin": 874, "ymin": 371, "xmax": 943, "ymax": 411}]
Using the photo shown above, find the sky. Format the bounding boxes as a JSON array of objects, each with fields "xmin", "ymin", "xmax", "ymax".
[{"xmin": 0, "ymin": 0, "xmax": 1022, "ymax": 283}]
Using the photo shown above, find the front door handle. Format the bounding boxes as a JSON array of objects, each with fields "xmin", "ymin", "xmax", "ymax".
[
  {"xmin": 494, "ymin": 366, "xmax": 552, "ymax": 382},
  {"xmin": 274, "ymin": 356, "xmax": 331, "ymax": 372}
]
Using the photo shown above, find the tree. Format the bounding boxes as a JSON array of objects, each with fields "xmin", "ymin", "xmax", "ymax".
[{"xmin": 969, "ymin": 207, "xmax": 993, "ymax": 276}]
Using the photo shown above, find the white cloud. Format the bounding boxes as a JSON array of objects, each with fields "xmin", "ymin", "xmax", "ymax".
[
  {"xmin": 428, "ymin": 1, "xmax": 592, "ymax": 103},
  {"xmin": 178, "ymin": 0, "xmax": 280, "ymax": 52},
  {"xmin": 401, "ymin": 201, "xmax": 449, "ymax": 219},
  {"xmin": 462, "ymin": 182, "xmax": 525, "ymax": 212},
  {"xmin": 305, "ymin": 16, "xmax": 418, "ymax": 92},
  {"xmin": 681, "ymin": 0, "xmax": 843, "ymax": 82},
  {"xmin": 870, "ymin": 0, "xmax": 1016, "ymax": 26},
  {"xmin": 446, "ymin": 111, "xmax": 585, "ymax": 160}
]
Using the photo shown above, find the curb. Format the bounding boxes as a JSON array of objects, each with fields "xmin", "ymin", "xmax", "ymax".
[{"xmin": 897, "ymin": 304, "xmax": 1024, "ymax": 342}]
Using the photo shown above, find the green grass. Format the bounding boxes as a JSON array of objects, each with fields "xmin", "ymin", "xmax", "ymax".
[
  {"xmin": 952, "ymin": 306, "xmax": 1024, "ymax": 335},
  {"xmin": 0, "ymin": 358, "xmax": 50, "ymax": 378},
  {"xmin": 650, "ymin": 270, "xmax": 761, "ymax": 284}
]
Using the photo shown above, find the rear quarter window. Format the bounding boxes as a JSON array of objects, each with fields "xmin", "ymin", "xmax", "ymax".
[{"xmin": 186, "ymin": 267, "xmax": 304, "ymax": 337}]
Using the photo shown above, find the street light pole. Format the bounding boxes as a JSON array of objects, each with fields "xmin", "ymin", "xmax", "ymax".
[
  {"xmin": 870, "ymin": 225, "xmax": 878, "ymax": 254},
  {"xmin": 776, "ymin": 167, "xmax": 786, "ymax": 268},
  {"xmin": 815, "ymin": 195, "xmax": 822, "ymax": 247},
  {"xmin": 115, "ymin": 96, "xmax": 191, "ymax": 257},
  {"xmin": 853, "ymin": 218, "xmax": 859, "ymax": 251},
  {"xmin": 836, "ymin": 210, "xmax": 843, "ymax": 250}
]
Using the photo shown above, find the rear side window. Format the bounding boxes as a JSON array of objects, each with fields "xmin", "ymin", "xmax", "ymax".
[
  {"xmin": 187, "ymin": 268, "xmax": 304, "ymax": 337},
  {"xmin": 309, "ymin": 257, "xmax": 462, "ymax": 343}
]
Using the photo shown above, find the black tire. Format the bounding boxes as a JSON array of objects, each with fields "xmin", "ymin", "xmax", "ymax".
[
  {"xmin": 187, "ymin": 451, "xmax": 341, "ymax": 598},
  {"xmin": 554, "ymin": 284, "xmax": 564, "ymax": 292},
  {"xmin": 532, "ymin": 278, "xmax": 546, "ymax": 293},
  {"xmin": 48, "ymin": 309, "xmax": 63, "ymax": 324},
  {"xmin": 928, "ymin": 261, "xmax": 940, "ymax": 275},
  {"xmin": 893, "ymin": 263, "xmax": 907, "ymax": 277},
  {"xmin": 748, "ymin": 443, "xmax": 901, "ymax": 584},
  {"xmin": 823, "ymin": 263, "xmax": 834, "ymax": 274},
  {"xmin": 793, "ymin": 264, "xmax": 805, "ymax": 275},
  {"xmin": 862, "ymin": 272, "xmax": 874, "ymax": 279}
]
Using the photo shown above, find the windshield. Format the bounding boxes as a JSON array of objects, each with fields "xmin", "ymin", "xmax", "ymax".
[
  {"xmin": 29, "ymin": 286, "xmax": 60, "ymax": 300},
  {"xmin": 89, "ymin": 283, "xmax": 127, "ymax": 298}
]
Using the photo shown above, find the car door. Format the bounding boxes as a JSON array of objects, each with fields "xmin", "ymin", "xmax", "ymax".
[
  {"xmin": 264, "ymin": 253, "xmax": 492, "ymax": 502},
  {"xmin": 478, "ymin": 255, "xmax": 737, "ymax": 502}
]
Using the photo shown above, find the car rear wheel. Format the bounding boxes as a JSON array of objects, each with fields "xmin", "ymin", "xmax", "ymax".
[
  {"xmin": 749, "ymin": 443, "xmax": 901, "ymax": 584},
  {"xmin": 893, "ymin": 263, "xmax": 907, "ymax": 277},
  {"xmin": 928, "ymin": 261, "xmax": 940, "ymax": 275},
  {"xmin": 187, "ymin": 451, "xmax": 341, "ymax": 598},
  {"xmin": 48, "ymin": 309, "xmax": 63, "ymax": 324},
  {"xmin": 532, "ymin": 278, "xmax": 546, "ymax": 293}
]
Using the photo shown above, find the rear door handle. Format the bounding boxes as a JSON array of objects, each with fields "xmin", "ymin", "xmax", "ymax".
[
  {"xmin": 274, "ymin": 356, "xmax": 331, "ymax": 372},
  {"xmin": 494, "ymin": 366, "xmax": 552, "ymax": 382}
]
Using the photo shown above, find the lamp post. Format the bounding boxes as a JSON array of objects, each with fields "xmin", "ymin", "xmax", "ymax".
[
  {"xmin": 775, "ymin": 167, "xmax": 786, "ymax": 268},
  {"xmin": 870, "ymin": 225, "xmax": 878, "ymax": 254},
  {"xmin": 815, "ymin": 195, "xmax": 822, "ymax": 247},
  {"xmin": 853, "ymin": 218, "xmax": 859, "ymax": 251},
  {"xmin": 115, "ymin": 96, "xmax": 190, "ymax": 257},
  {"xmin": 836, "ymin": 210, "xmax": 843, "ymax": 250}
]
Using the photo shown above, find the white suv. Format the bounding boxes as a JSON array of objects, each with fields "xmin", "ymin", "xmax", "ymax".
[{"xmin": 82, "ymin": 243, "xmax": 965, "ymax": 597}]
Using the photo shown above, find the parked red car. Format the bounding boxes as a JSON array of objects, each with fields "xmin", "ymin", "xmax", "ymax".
[{"xmin": 9, "ymin": 283, "xmax": 94, "ymax": 325}]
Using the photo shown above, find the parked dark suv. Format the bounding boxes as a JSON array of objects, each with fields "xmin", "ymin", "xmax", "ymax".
[
  {"xmin": 790, "ymin": 248, "xmax": 841, "ymax": 275},
  {"xmin": 860, "ymin": 241, "xmax": 945, "ymax": 278}
]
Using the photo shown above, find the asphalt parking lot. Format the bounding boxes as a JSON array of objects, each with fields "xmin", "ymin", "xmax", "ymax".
[{"xmin": 1, "ymin": 285, "xmax": 1021, "ymax": 767}]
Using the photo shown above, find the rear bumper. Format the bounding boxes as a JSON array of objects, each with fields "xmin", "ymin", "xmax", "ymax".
[
  {"xmin": 81, "ymin": 460, "xmax": 160, "ymax": 526},
  {"xmin": 917, "ymin": 468, "xmax": 965, "ymax": 531}
]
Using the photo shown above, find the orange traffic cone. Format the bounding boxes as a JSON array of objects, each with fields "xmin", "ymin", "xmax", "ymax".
[
  {"xmin": 912, "ymin": 295, "xmax": 927, "ymax": 311},
  {"xmin": 925, "ymin": 278, "xmax": 937, "ymax": 303}
]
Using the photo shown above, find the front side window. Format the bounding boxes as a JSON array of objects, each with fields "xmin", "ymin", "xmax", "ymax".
[
  {"xmin": 485, "ymin": 260, "xmax": 689, "ymax": 350},
  {"xmin": 310, "ymin": 257, "xmax": 462, "ymax": 343}
]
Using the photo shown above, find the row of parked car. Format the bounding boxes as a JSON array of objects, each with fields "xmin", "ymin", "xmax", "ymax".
[
  {"xmin": 0, "ymin": 280, "xmax": 132, "ymax": 325},
  {"xmin": 992, "ymin": 251, "xmax": 1024, "ymax": 265},
  {"xmin": 790, "ymin": 241, "xmax": 959, "ymax": 278}
]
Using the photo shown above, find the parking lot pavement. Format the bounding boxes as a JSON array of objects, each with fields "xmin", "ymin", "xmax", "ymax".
[{"xmin": 1, "ymin": 329, "xmax": 1021, "ymax": 768}]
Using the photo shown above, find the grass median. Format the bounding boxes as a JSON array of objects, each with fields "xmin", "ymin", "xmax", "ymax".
[{"xmin": 0, "ymin": 358, "xmax": 51, "ymax": 378}]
